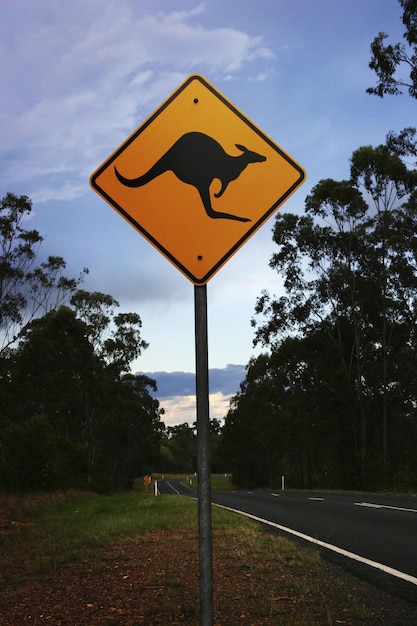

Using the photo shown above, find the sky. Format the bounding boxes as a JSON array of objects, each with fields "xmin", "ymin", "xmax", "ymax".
[{"xmin": 1, "ymin": 0, "xmax": 415, "ymax": 427}]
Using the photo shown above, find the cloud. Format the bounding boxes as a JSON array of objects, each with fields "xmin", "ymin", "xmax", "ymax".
[
  {"xmin": 142, "ymin": 364, "xmax": 245, "ymax": 398},
  {"xmin": 0, "ymin": 1, "xmax": 274, "ymax": 201},
  {"xmin": 139, "ymin": 364, "xmax": 246, "ymax": 427},
  {"xmin": 209, "ymin": 364, "xmax": 246, "ymax": 395},
  {"xmin": 158, "ymin": 394, "xmax": 196, "ymax": 428},
  {"xmin": 157, "ymin": 391, "xmax": 237, "ymax": 428}
]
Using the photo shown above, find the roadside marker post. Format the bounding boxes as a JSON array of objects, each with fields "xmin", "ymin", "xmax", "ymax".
[{"xmin": 90, "ymin": 74, "xmax": 306, "ymax": 625}]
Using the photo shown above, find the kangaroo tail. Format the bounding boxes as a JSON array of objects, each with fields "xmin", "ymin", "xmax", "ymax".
[{"xmin": 114, "ymin": 164, "xmax": 158, "ymax": 188}]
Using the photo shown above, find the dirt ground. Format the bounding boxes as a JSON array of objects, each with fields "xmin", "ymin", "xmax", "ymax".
[
  {"xmin": 1, "ymin": 502, "xmax": 417, "ymax": 625},
  {"xmin": 1, "ymin": 530, "xmax": 417, "ymax": 625}
]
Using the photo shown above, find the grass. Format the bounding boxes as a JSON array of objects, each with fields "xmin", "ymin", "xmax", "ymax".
[
  {"xmin": 0, "ymin": 487, "xmax": 376, "ymax": 624},
  {"xmin": 1, "ymin": 489, "xmax": 199, "ymax": 579}
]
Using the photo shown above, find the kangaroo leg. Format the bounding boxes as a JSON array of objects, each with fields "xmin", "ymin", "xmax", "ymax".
[
  {"xmin": 198, "ymin": 187, "xmax": 251, "ymax": 223},
  {"xmin": 213, "ymin": 179, "xmax": 229, "ymax": 198}
]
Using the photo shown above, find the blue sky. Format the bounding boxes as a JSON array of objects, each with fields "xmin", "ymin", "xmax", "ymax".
[{"xmin": 1, "ymin": 0, "xmax": 415, "ymax": 426}]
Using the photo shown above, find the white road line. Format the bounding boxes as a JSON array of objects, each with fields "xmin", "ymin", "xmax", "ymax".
[
  {"xmin": 309, "ymin": 497, "xmax": 324, "ymax": 501},
  {"xmin": 271, "ymin": 493, "xmax": 280, "ymax": 497},
  {"xmin": 166, "ymin": 480, "xmax": 180, "ymax": 494},
  {"xmin": 213, "ymin": 503, "xmax": 417, "ymax": 587},
  {"xmin": 179, "ymin": 481, "xmax": 196, "ymax": 493},
  {"xmin": 355, "ymin": 502, "xmax": 417, "ymax": 513}
]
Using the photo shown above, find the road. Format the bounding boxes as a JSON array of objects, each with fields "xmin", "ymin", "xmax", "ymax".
[
  {"xmin": 157, "ymin": 477, "xmax": 197, "ymax": 497},
  {"xmin": 156, "ymin": 479, "xmax": 417, "ymax": 602}
]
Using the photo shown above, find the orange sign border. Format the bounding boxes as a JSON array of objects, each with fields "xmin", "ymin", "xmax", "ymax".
[{"xmin": 90, "ymin": 75, "xmax": 306, "ymax": 284}]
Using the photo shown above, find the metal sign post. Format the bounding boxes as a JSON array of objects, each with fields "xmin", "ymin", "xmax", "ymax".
[{"xmin": 194, "ymin": 284, "xmax": 213, "ymax": 625}]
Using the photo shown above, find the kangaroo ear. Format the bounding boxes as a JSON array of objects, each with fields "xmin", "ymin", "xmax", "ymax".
[{"xmin": 235, "ymin": 144, "xmax": 248, "ymax": 153}]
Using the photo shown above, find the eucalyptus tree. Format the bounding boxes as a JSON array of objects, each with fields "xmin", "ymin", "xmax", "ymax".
[
  {"xmin": 98, "ymin": 372, "xmax": 163, "ymax": 490},
  {"xmin": 162, "ymin": 423, "xmax": 197, "ymax": 473},
  {"xmin": 70, "ymin": 289, "xmax": 148, "ymax": 374},
  {"xmin": 69, "ymin": 290, "xmax": 155, "ymax": 486},
  {"xmin": 221, "ymin": 331, "xmax": 347, "ymax": 488},
  {"xmin": 2, "ymin": 305, "xmax": 162, "ymax": 491},
  {"xmin": 221, "ymin": 354, "xmax": 281, "ymax": 487},
  {"xmin": 1, "ymin": 307, "xmax": 99, "ymax": 489},
  {"xmin": 367, "ymin": 0, "xmax": 417, "ymax": 99},
  {"xmin": 0, "ymin": 194, "xmax": 162, "ymax": 491},
  {"xmin": 0, "ymin": 193, "xmax": 87, "ymax": 355},
  {"xmin": 252, "ymin": 133, "xmax": 417, "ymax": 489}
]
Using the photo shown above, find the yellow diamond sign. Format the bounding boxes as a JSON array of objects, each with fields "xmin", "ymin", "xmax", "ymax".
[{"xmin": 90, "ymin": 74, "xmax": 306, "ymax": 284}]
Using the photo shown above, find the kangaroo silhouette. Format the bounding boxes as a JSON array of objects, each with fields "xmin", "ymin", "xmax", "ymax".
[{"xmin": 114, "ymin": 131, "xmax": 266, "ymax": 222}]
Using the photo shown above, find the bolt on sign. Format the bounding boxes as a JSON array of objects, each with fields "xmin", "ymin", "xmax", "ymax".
[{"xmin": 90, "ymin": 74, "xmax": 306, "ymax": 284}]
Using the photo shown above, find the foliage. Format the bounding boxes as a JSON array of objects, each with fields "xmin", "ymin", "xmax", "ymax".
[
  {"xmin": 158, "ymin": 418, "xmax": 225, "ymax": 474},
  {"xmin": 3, "ymin": 307, "xmax": 161, "ymax": 490},
  {"xmin": 0, "ymin": 192, "xmax": 87, "ymax": 355},
  {"xmin": 222, "ymin": 131, "xmax": 417, "ymax": 490},
  {"xmin": 0, "ymin": 194, "xmax": 164, "ymax": 492},
  {"xmin": 367, "ymin": 0, "xmax": 417, "ymax": 99},
  {"xmin": 70, "ymin": 290, "xmax": 149, "ymax": 372},
  {"xmin": 96, "ymin": 373, "xmax": 163, "ymax": 490},
  {"xmin": 160, "ymin": 423, "xmax": 197, "ymax": 474},
  {"xmin": 0, "ymin": 303, "xmax": 163, "ymax": 492},
  {"xmin": 1, "ymin": 415, "xmax": 61, "ymax": 491}
]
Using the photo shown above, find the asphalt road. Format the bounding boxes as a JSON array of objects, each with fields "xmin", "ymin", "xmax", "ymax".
[
  {"xmin": 156, "ymin": 479, "xmax": 417, "ymax": 602},
  {"xmin": 157, "ymin": 477, "xmax": 197, "ymax": 496}
]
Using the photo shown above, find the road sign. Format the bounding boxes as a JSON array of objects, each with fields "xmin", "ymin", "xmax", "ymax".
[{"xmin": 90, "ymin": 74, "xmax": 306, "ymax": 284}]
